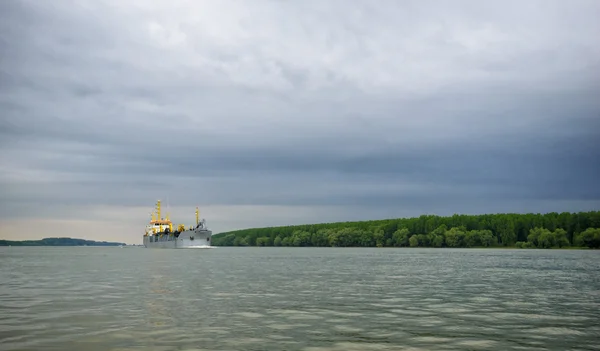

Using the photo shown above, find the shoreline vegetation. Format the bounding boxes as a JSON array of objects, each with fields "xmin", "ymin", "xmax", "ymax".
[
  {"xmin": 212, "ymin": 211, "xmax": 600, "ymax": 249},
  {"xmin": 0, "ymin": 237, "xmax": 126, "ymax": 247}
]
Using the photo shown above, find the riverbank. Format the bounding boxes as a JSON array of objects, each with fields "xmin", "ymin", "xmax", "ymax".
[{"xmin": 0, "ymin": 237, "xmax": 126, "ymax": 246}]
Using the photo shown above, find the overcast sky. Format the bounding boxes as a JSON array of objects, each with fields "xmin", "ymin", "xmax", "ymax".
[{"xmin": 1, "ymin": 0, "xmax": 599, "ymax": 244}]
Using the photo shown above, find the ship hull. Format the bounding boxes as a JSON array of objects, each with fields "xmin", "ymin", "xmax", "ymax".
[{"xmin": 143, "ymin": 228, "xmax": 213, "ymax": 249}]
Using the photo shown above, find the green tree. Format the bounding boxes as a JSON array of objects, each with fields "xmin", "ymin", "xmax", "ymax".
[
  {"xmin": 409, "ymin": 235, "xmax": 419, "ymax": 247},
  {"xmin": 552, "ymin": 228, "xmax": 570, "ymax": 248},
  {"xmin": 574, "ymin": 228, "xmax": 600, "ymax": 248},
  {"xmin": 392, "ymin": 228, "xmax": 410, "ymax": 247},
  {"xmin": 478, "ymin": 230, "xmax": 495, "ymax": 247},
  {"xmin": 311, "ymin": 230, "xmax": 329, "ymax": 247},
  {"xmin": 256, "ymin": 237, "xmax": 268, "ymax": 246},
  {"xmin": 537, "ymin": 229, "xmax": 555, "ymax": 248},
  {"xmin": 373, "ymin": 229, "xmax": 385, "ymax": 247},
  {"xmin": 233, "ymin": 236, "xmax": 248, "ymax": 246},
  {"xmin": 431, "ymin": 234, "xmax": 444, "ymax": 247},
  {"xmin": 445, "ymin": 227, "xmax": 465, "ymax": 247},
  {"xmin": 497, "ymin": 218, "xmax": 516, "ymax": 246},
  {"xmin": 464, "ymin": 230, "xmax": 480, "ymax": 247},
  {"xmin": 527, "ymin": 227, "xmax": 549, "ymax": 248}
]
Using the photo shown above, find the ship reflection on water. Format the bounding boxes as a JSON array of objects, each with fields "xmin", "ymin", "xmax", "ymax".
[{"xmin": 145, "ymin": 273, "xmax": 174, "ymax": 327}]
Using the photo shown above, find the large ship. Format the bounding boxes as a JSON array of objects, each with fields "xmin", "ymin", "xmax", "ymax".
[{"xmin": 143, "ymin": 200, "xmax": 212, "ymax": 249}]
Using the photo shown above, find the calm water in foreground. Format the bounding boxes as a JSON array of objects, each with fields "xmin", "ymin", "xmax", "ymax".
[{"xmin": 0, "ymin": 247, "xmax": 599, "ymax": 351}]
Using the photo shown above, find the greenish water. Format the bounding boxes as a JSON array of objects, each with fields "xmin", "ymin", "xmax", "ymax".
[{"xmin": 1, "ymin": 247, "xmax": 599, "ymax": 350}]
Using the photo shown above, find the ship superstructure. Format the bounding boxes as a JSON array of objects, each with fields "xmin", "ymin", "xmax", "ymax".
[{"xmin": 143, "ymin": 200, "xmax": 212, "ymax": 248}]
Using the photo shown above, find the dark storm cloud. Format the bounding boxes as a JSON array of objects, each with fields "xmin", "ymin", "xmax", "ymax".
[{"xmin": 1, "ymin": 0, "xmax": 600, "ymax": 226}]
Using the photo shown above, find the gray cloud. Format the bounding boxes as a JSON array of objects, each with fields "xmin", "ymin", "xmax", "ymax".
[{"xmin": 1, "ymin": 0, "xmax": 600, "ymax": 239}]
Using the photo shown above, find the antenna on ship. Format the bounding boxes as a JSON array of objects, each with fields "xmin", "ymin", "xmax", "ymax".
[{"xmin": 195, "ymin": 207, "xmax": 199, "ymax": 226}]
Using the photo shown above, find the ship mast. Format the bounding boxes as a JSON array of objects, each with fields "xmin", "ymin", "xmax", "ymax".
[
  {"xmin": 166, "ymin": 195, "xmax": 170, "ymax": 224},
  {"xmin": 196, "ymin": 207, "xmax": 199, "ymax": 226},
  {"xmin": 156, "ymin": 200, "xmax": 162, "ymax": 232}
]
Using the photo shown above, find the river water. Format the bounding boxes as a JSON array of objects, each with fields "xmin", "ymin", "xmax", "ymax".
[{"xmin": 0, "ymin": 247, "xmax": 598, "ymax": 350}]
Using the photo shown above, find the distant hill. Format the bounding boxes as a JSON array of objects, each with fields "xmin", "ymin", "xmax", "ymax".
[{"xmin": 0, "ymin": 237, "xmax": 126, "ymax": 246}]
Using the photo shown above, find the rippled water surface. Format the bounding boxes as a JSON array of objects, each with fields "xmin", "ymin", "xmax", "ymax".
[{"xmin": 1, "ymin": 247, "xmax": 599, "ymax": 350}]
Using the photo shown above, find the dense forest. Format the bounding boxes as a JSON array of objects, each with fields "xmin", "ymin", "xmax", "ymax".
[
  {"xmin": 0, "ymin": 237, "xmax": 126, "ymax": 246},
  {"xmin": 212, "ymin": 211, "xmax": 600, "ymax": 249}
]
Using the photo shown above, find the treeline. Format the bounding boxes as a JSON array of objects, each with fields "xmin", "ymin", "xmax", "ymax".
[
  {"xmin": 212, "ymin": 211, "xmax": 600, "ymax": 249},
  {"xmin": 0, "ymin": 237, "xmax": 126, "ymax": 246}
]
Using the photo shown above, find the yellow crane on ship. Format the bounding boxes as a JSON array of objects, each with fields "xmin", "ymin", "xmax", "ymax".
[{"xmin": 145, "ymin": 200, "xmax": 200, "ymax": 235}]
